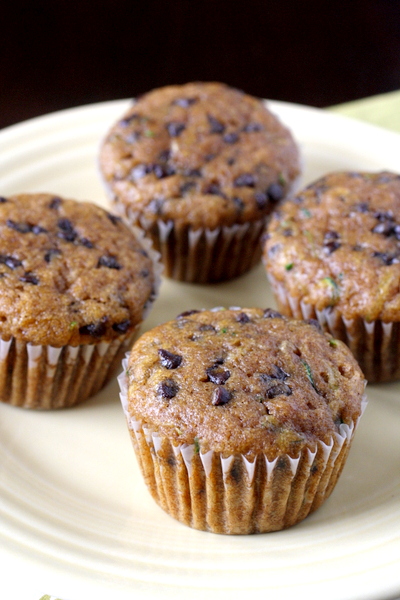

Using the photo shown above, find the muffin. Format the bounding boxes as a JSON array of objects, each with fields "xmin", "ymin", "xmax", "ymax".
[
  {"xmin": 263, "ymin": 170, "xmax": 400, "ymax": 383},
  {"xmin": 118, "ymin": 307, "xmax": 366, "ymax": 534},
  {"xmin": 99, "ymin": 82, "xmax": 301, "ymax": 283},
  {"xmin": 0, "ymin": 192, "xmax": 160, "ymax": 409}
]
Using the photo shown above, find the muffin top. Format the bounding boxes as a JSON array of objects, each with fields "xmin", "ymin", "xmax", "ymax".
[
  {"xmin": 264, "ymin": 171, "xmax": 400, "ymax": 322},
  {"xmin": 0, "ymin": 193, "xmax": 157, "ymax": 346},
  {"xmin": 99, "ymin": 82, "xmax": 301, "ymax": 230},
  {"xmin": 126, "ymin": 307, "xmax": 365, "ymax": 459}
]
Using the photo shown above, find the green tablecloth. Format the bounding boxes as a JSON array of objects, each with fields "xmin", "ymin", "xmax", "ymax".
[{"xmin": 328, "ymin": 89, "xmax": 400, "ymax": 133}]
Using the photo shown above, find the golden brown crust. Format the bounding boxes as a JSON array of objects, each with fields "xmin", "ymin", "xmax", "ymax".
[
  {"xmin": 99, "ymin": 82, "xmax": 301, "ymax": 230},
  {"xmin": 0, "ymin": 193, "xmax": 156, "ymax": 346},
  {"xmin": 127, "ymin": 307, "xmax": 365, "ymax": 459}
]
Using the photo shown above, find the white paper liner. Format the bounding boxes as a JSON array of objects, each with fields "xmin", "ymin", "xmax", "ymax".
[
  {"xmin": 0, "ymin": 328, "xmax": 138, "ymax": 409},
  {"xmin": 128, "ymin": 222, "xmax": 163, "ymax": 318},
  {"xmin": 267, "ymin": 273, "xmax": 400, "ymax": 382},
  {"xmin": 152, "ymin": 217, "xmax": 266, "ymax": 283},
  {"xmin": 118, "ymin": 364, "xmax": 367, "ymax": 534},
  {"xmin": 111, "ymin": 197, "xmax": 266, "ymax": 282}
]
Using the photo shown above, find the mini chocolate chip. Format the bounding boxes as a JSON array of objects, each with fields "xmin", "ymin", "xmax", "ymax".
[
  {"xmin": 119, "ymin": 112, "xmax": 140, "ymax": 126},
  {"xmin": 6, "ymin": 220, "xmax": 47, "ymax": 235},
  {"xmin": 172, "ymin": 97, "xmax": 197, "ymax": 107},
  {"xmin": 49, "ymin": 197, "xmax": 62, "ymax": 209},
  {"xmin": 204, "ymin": 154, "xmax": 216, "ymax": 163},
  {"xmin": 263, "ymin": 308, "xmax": 282, "ymax": 318},
  {"xmin": 57, "ymin": 219, "xmax": 74, "ymax": 231},
  {"xmin": 206, "ymin": 366, "xmax": 231, "ymax": 385},
  {"xmin": 372, "ymin": 221, "xmax": 396, "ymax": 236},
  {"xmin": 19, "ymin": 272, "xmax": 39, "ymax": 285},
  {"xmin": 153, "ymin": 163, "xmax": 176, "ymax": 178},
  {"xmin": 0, "ymin": 255, "xmax": 22, "ymax": 269},
  {"xmin": 57, "ymin": 218, "xmax": 77, "ymax": 242},
  {"xmin": 176, "ymin": 97, "xmax": 197, "ymax": 108},
  {"xmin": 79, "ymin": 319, "xmax": 108, "ymax": 337},
  {"xmin": 31, "ymin": 225, "xmax": 47, "ymax": 234},
  {"xmin": 0, "ymin": 196, "xmax": 8, "ymax": 203},
  {"xmin": 98, "ymin": 255, "xmax": 122, "ymax": 269},
  {"xmin": 268, "ymin": 243, "xmax": 281, "ymax": 256},
  {"xmin": 57, "ymin": 230, "xmax": 77, "ymax": 242},
  {"xmin": 374, "ymin": 210, "xmax": 394, "ymax": 221},
  {"xmin": 372, "ymin": 251, "xmax": 400, "ymax": 265},
  {"xmin": 207, "ymin": 114, "xmax": 225, "ymax": 134},
  {"xmin": 107, "ymin": 212, "xmax": 122, "ymax": 225},
  {"xmin": 324, "ymin": 238, "xmax": 341, "ymax": 253},
  {"xmin": 212, "ymin": 386, "xmax": 232, "ymax": 405},
  {"xmin": 180, "ymin": 181, "xmax": 197, "ymax": 194},
  {"xmin": 80, "ymin": 237, "xmax": 94, "ymax": 248},
  {"xmin": 227, "ymin": 157, "xmax": 236, "ymax": 166},
  {"xmin": 306, "ymin": 318, "xmax": 322, "ymax": 331},
  {"xmin": 191, "ymin": 169, "xmax": 205, "ymax": 178},
  {"xmin": 6, "ymin": 219, "xmax": 31, "ymax": 233},
  {"xmin": 199, "ymin": 323, "xmax": 216, "ymax": 332},
  {"xmin": 125, "ymin": 132, "xmax": 140, "ymax": 144},
  {"xmin": 177, "ymin": 309, "xmax": 200, "ymax": 318},
  {"xmin": 158, "ymin": 379, "xmax": 179, "ymax": 399},
  {"xmin": 282, "ymin": 229, "xmax": 293, "ymax": 237},
  {"xmin": 158, "ymin": 349, "xmax": 183, "ymax": 369},
  {"xmin": 131, "ymin": 163, "xmax": 153, "ymax": 180},
  {"xmin": 232, "ymin": 196, "xmax": 245, "ymax": 212},
  {"xmin": 234, "ymin": 173, "xmax": 256, "ymax": 187},
  {"xmin": 267, "ymin": 183, "xmax": 284, "ymax": 203},
  {"xmin": 266, "ymin": 382, "xmax": 292, "ymax": 398},
  {"xmin": 158, "ymin": 149, "xmax": 171, "ymax": 162},
  {"xmin": 354, "ymin": 202, "xmax": 369, "ymax": 213},
  {"xmin": 255, "ymin": 192, "xmax": 268, "ymax": 209},
  {"xmin": 112, "ymin": 320, "xmax": 131, "ymax": 333},
  {"xmin": 272, "ymin": 365, "xmax": 290, "ymax": 380},
  {"xmin": 236, "ymin": 312, "xmax": 250, "ymax": 323},
  {"xmin": 44, "ymin": 248, "xmax": 62, "ymax": 262},
  {"xmin": 243, "ymin": 122, "xmax": 263, "ymax": 132},
  {"xmin": 166, "ymin": 121, "xmax": 186, "ymax": 137},
  {"xmin": 223, "ymin": 132, "xmax": 239, "ymax": 144},
  {"xmin": 377, "ymin": 174, "xmax": 395, "ymax": 183},
  {"xmin": 140, "ymin": 268, "xmax": 150, "ymax": 277},
  {"xmin": 203, "ymin": 183, "xmax": 223, "ymax": 196},
  {"xmin": 324, "ymin": 230, "xmax": 340, "ymax": 242},
  {"xmin": 260, "ymin": 365, "xmax": 290, "ymax": 382}
]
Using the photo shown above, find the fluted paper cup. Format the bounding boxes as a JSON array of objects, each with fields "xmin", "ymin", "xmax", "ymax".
[
  {"xmin": 118, "ymin": 359, "xmax": 367, "ymax": 534},
  {"xmin": 267, "ymin": 273, "xmax": 398, "ymax": 383}
]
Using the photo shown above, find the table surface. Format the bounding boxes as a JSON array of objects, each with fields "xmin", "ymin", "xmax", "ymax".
[{"xmin": 329, "ymin": 89, "xmax": 400, "ymax": 133}]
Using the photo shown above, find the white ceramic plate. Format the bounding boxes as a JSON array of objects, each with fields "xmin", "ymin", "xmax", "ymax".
[{"xmin": 1, "ymin": 100, "xmax": 400, "ymax": 600}]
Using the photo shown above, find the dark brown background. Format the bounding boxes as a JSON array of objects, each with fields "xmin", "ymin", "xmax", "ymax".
[{"xmin": 1, "ymin": 0, "xmax": 400, "ymax": 130}]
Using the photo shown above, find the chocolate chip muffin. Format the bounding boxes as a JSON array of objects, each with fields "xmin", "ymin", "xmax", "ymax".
[
  {"xmin": 263, "ymin": 170, "xmax": 400, "ymax": 382},
  {"xmin": 0, "ymin": 192, "xmax": 159, "ymax": 409},
  {"xmin": 99, "ymin": 82, "xmax": 301, "ymax": 282},
  {"xmin": 118, "ymin": 307, "xmax": 366, "ymax": 534}
]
